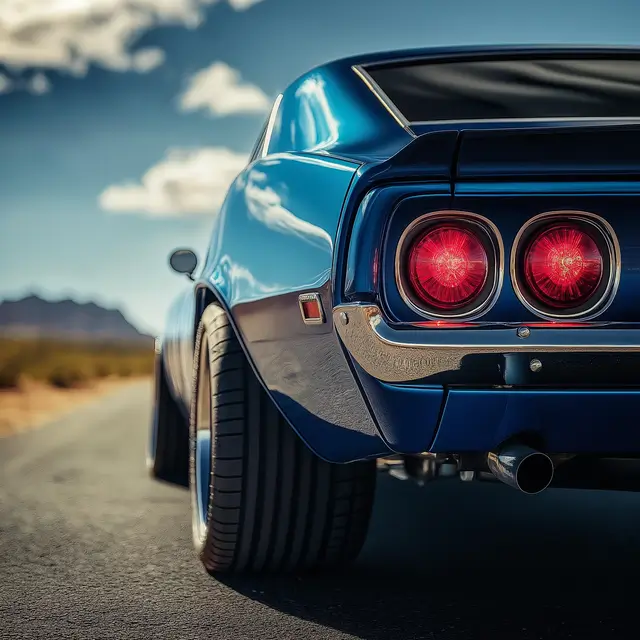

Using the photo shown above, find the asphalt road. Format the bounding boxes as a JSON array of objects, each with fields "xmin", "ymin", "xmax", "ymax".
[{"xmin": 1, "ymin": 380, "xmax": 640, "ymax": 639}]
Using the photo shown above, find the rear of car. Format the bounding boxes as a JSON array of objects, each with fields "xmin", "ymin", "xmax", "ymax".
[
  {"xmin": 337, "ymin": 50, "xmax": 640, "ymax": 492},
  {"xmin": 152, "ymin": 47, "xmax": 640, "ymax": 575}
]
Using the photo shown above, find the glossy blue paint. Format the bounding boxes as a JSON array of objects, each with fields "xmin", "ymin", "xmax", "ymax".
[
  {"xmin": 269, "ymin": 66, "xmax": 410, "ymax": 161},
  {"xmin": 197, "ymin": 152, "xmax": 391, "ymax": 463},
  {"xmin": 349, "ymin": 359, "xmax": 444, "ymax": 454},
  {"xmin": 158, "ymin": 45, "xmax": 640, "ymax": 467},
  {"xmin": 432, "ymin": 389, "xmax": 640, "ymax": 453},
  {"xmin": 205, "ymin": 153, "xmax": 356, "ymax": 306},
  {"xmin": 162, "ymin": 289, "xmax": 196, "ymax": 406},
  {"xmin": 456, "ymin": 125, "xmax": 640, "ymax": 179}
]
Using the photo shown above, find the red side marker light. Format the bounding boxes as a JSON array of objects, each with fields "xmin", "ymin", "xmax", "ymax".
[{"xmin": 298, "ymin": 293, "xmax": 325, "ymax": 325}]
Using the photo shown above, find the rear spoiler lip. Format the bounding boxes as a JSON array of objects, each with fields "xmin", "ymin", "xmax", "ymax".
[
  {"xmin": 455, "ymin": 123, "xmax": 640, "ymax": 180},
  {"xmin": 343, "ymin": 122, "xmax": 640, "ymax": 195}
]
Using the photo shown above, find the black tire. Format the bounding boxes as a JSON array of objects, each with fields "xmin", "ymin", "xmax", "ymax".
[
  {"xmin": 148, "ymin": 348, "xmax": 189, "ymax": 487},
  {"xmin": 189, "ymin": 303, "xmax": 377, "ymax": 573}
]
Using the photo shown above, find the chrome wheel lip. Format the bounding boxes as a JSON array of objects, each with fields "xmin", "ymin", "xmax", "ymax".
[
  {"xmin": 190, "ymin": 330, "xmax": 213, "ymax": 550},
  {"xmin": 146, "ymin": 406, "xmax": 158, "ymax": 470},
  {"xmin": 193, "ymin": 430, "xmax": 211, "ymax": 542},
  {"xmin": 147, "ymin": 352, "xmax": 163, "ymax": 471}
]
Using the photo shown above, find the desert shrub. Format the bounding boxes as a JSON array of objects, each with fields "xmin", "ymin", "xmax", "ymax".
[
  {"xmin": 94, "ymin": 362, "xmax": 112, "ymax": 378},
  {"xmin": 0, "ymin": 337, "xmax": 154, "ymax": 388},
  {"xmin": 47, "ymin": 365, "xmax": 91, "ymax": 389},
  {"xmin": 117, "ymin": 364, "xmax": 133, "ymax": 378},
  {"xmin": 0, "ymin": 363, "xmax": 21, "ymax": 389}
]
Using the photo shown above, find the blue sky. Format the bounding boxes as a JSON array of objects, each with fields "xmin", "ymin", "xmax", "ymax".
[{"xmin": 1, "ymin": 0, "xmax": 639, "ymax": 334}]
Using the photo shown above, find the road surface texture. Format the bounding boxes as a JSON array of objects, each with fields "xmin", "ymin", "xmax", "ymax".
[{"xmin": 1, "ymin": 380, "xmax": 639, "ymax": 639}]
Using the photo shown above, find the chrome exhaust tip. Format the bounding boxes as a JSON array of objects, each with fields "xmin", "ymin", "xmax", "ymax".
[{"xmin": 487, "ymin": 444, "xmax": 554, "ymax": 495}]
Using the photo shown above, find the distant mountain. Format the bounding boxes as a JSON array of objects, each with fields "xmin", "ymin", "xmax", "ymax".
[{"xmin": 0, "ymin": 295, "xmax": 153, "ymax": 344}]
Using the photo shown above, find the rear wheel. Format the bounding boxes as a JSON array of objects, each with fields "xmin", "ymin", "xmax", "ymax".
[
  {"xmin": 148, "ymin": 348, "xmax": 189, "ymax": 487},
  {"xmin": 190, "ymin": 303, "xmax": 377, "ymax": 573}
]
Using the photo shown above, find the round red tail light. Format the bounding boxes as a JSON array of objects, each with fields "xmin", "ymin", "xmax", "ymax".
[
  {"xmin": 512, "ymin": 212, "xmax": 619, "ymax": 320},
  {"xmin": 397, "ymin": 212, "xmax": 502, "ymax": 320},
  {"xmin": 523, "ymin": 224, "xmax": 603, "ymax": 308},
  {"xmin": 408, "ymin": 226, "xmax": 488, "ymax": 310}
]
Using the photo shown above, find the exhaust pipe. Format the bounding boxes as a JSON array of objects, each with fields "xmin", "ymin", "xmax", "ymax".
[{"xmin": 487, "ymin": 444, "xmax": 554, "ymax": 494}]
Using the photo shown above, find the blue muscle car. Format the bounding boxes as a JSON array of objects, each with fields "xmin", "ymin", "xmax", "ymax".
[{"xmin": 148, "ymin": 45, "xmax": 640, "ymax": 573}]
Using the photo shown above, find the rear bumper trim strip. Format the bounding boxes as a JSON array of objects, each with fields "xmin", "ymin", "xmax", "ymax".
[{"xmin": 333, "ymin": 303, "xmax": 640, "ymax": 383}]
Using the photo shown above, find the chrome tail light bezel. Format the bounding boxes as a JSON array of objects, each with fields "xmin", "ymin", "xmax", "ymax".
[
  {"xmin": 394, "ymin": 210, "xmax": 505, "ymax": 321},
  {"xmin": 510, "ymin": 210, "xmax": 621, "ymax": 321}
]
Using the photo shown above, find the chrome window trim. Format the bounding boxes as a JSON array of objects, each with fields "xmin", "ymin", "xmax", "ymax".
[
  {"xmin": 510, "ymin": 210, "xmax": 621, "ymax": 321},
  {"xmin": 394, "ymin": 211, "xmax": 504, "ymax": 321},
  {"xmin": 356, "ymin": 48, "xmax": 640, "ymax": 73},
  {"xmin": 410, "ymin": 117, "xmax": 640, "ymax": 126},
  {"xmin": 249, "ymin": 122, "xmax": 268, "ymax": 163},
  {"xmin": 351, "ymin": 65, "xmax": 415, "ymax": 137},
  {"xmin": 261, "ymin": 93, "xmax": 283, "ymax": 158}
]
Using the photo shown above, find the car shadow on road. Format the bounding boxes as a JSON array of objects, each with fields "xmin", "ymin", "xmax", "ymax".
[{"xmin": 218, "ymin": 473, "xmax": 640, "ymax": 638}]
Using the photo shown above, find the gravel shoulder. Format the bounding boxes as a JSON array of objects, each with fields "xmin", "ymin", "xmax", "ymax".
[{"xmin": 0, "ymin": 377, "xmax": 149, "ymax": 438}]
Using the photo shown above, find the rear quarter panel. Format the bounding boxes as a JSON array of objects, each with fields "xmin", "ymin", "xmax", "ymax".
[
  {"xmin": 162, "ymin": 288, "xmax": 195, "ymax": 409},
  {"xmin": 199, "ymin": 152, "xmax": 390, "ymax": 462}
]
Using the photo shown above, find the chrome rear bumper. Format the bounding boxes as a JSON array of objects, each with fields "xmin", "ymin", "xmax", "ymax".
[{"xmin": 333, "ymin": 304, "xmax": 640, "ymax": 384}]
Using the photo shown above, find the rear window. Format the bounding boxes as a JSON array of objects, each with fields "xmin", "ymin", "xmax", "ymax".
[{"xmin": 366, "ymin": 57, "xmax": 640, "ymax": 123}]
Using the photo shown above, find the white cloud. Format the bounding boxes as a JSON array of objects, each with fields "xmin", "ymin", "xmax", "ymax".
[
  {"xmin": 0, "ymin": 71, "xmax": 52, "ymax": 94},
  {"xmin": 26, "ymin": 72, "xmax": 51, "ymax": 95},
  {"xmin": 179, "ymin": 61, "xmax": 270, "ymax": 116},
  {"xmin": 227, "ymin": 0, "xmax": 265, "ymax": 10},
  {"xmin": 99, "ymin": 147, "xmax": 248, "ymax": 216},
  {"xmin": 0, "ymin": 74, "xmax": 12, "ymax": 94},
  {"xmin": 130, "ymin": 47, "xmax": 166, "ymax": 73},
  {"xmin": 0, "ymin": 0, "xmax": 266, "ymax": 93}
]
